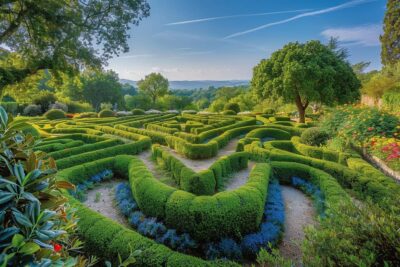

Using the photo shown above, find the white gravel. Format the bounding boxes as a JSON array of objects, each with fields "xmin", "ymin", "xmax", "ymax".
[
  {"xmin": 279, "ymin": 186, "xmax": 317, "ymax": 265},
  {"xmin": 83, "ymin": 179, "xmax": 128, "ymax": 226}
]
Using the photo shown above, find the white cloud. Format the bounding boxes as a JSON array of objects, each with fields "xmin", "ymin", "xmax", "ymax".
[
  {"xmin": 224, "ymin": 0, "xmax": 377, "ymax": 39},
  {"xmin": 117, "ymin": 54, "xmax": 154, "ymax": 59},
  {"xmin": 321, "ymin": 24, "xmax": 382, "ymax": 46}
]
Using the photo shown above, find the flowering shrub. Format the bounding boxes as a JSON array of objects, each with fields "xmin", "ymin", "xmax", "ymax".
[
  {"xmin": 322, "ymin": 105, "xmax": 399, "ymax": 146},
  {"xmin": 368, "ymin": 137, "xmax": 400, "ymax": 171}
]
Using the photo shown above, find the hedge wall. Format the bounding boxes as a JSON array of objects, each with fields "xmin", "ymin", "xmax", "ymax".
[{"xmin": 128, "ymin": 156, "xmax": 271, "ymax": 241}]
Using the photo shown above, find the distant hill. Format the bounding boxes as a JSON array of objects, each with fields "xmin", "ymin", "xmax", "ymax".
[{"xmin": 120, "ymin": 79, "xmax": 249, "ymax": 90}]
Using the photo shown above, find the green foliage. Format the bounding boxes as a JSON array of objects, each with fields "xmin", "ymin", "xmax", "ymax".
[
  {"xmin": 251, "ymin": 40, "xmax": 360, "ymax": 122},
  {"xmin": 380, "ymin": 0, "xmax": 400, "ymax": 66},
  {"xmin": 81, "ymin": 70, "xmax": 124, "ymax": 111},
  {"xmin": 44, "ymin": 109, "xmax": 66, "ymax": 120},
  {"xmin": 224, "ymin": 103, "xmax": 240, "ymax": 113},
  {"xmin": 23, "ymin": 104, "xmax": 42, "ymax": 116},
  {"xmin": 0, "ymin": 106, "xmax": 80, "ymax": 266},
  {"xmin": 300, "ymin": 127, "xmax": 329, "ymax": 146},
  {"xmin": 362, "ymin": 62, "xmax": 400, "ymax": 98},
  {"xmin": 125, "ymin": 94, "xmax": 152, "ymax": 110},
  {"xmin": 382, "ymin": 86, "xmax": 400, "ymax": 112},
  {"xmin": 33, "ymin": 91, "xmax": 57, "ymax": 113},
  {"xmin": 131, "ymin": 108, "xmax": 145, "ymax": 115},
  {"xmin": 322, "ymin": 106, "xmax": 399, "ymax": 146},
  {"xmin": 98, "ymin": 109, "xmax": 115, "ymax": 118},
  {"xmin": 222, "ymin": 110, "xmax": 236, "ymax": 115},
  {"xmin": 0, "ymin": 101, "xmax": 17, "ymax": 115},
  {"xmin": 303, "ymin": 201, "xmax": 400, "ymax": 266},
  {"xmin": 256, "ymin": 247, "xmax": 293, "ymax": 267},
  {"xmin": 0, "ymin": 0, "xmax": 150, "ymax": 87},
  {"xmin": 263, "ymin": 108, "xmax": 275, "ymax": 115},
  {"xmin": 137, "ymin": 73, "xmax": 169, "ymax": 103}
]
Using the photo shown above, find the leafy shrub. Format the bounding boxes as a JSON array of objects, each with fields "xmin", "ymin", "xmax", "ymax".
[
  {"xmin": 263, "ymin": 108, "xmax": 275, "ymax": 115},
  {"xmin": 132, "ymin": 108, "xmax": 145, "ymax": 115},
  {"xmin": 224, "ymin": 103, "xmax": 240, "ymax": 113},
  {"xmin": 0, "ymin": 106, "xmax": 80, "ymax": 265},
  {"xmin": 49, "ymin": 101, "xmax": 68, "ymax": 112},
  {"xmin": 65, "ymin": 100, "xmax": 93, "ymax": 113},
  {"xmin": 33, "ymin": 91, "xmax": 57, "ymax": 112},
  {"xmin": 0, "ymin": 101, "xmax": 18, "ymax": 114},
  {"xmin": 300, "ymin": 127, "xmax": 329, "ymax": 146},
  {"xmin": 382, "ymin": 87, "xmax": 400, "ymax": 113},
  {"xmin": 100, "ymin": 102, "xmax": 113, "ymax": 110},
  {"xmin": 222, "ymin": 110, "xmax": 236, "ymax": 115},
  {"xmin": 23, "ymin": 104, "xmax": 42, "ymax": 116},
  {"xmin": 181, "ymin": 110, "xmax": 197, "ymax": 114},
  {"xmin": 98, "ymin": 109, "xmax": 115, "ymax": 118},
  {"xmin": 44, "ymin": 109, "xmax": 66, "ymax": 120}
]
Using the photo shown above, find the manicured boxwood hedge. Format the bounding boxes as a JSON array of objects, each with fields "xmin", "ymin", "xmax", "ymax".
[
  {"xmin": 51, "ymin": 127, "xmax": 104, "ymax": 135},
  {"xmin": 291, "ymin": 136, "xmax": 354, "ymax": 165},
  {"xmin": 56, "ymin": 141, "xmax": 150, "ymax": 169},
  {"xmin": 147, "ymin": 123, "xmax": 179, "ymax": 134},
  {"xmin": 57, "ymin": 156, "xmax": 238, "ymax": 267},
  {"xmin": 48, "ymin": 139, "xmax": 123, "ymax": 160},
  {"xmin": 246, "ymin": 128, "xmax": 291, "ymax": 140},
  {"xmin": 165, "ymin": 136, "xmax": 219, "ymax": 159},
  {"xmin": 244, "ymin": 139, "xmax": 400, "ymax": 210},
  {"xmin": 152, "ymin": 145, "xmax": 250, "ymax": 194},
  {"xmin": 34, "ymin": 140, "xmax": 85, "ymax": 153},
  {"xmin": 128, "ymin": 156, "xmax": 271, "ymax": 241}
]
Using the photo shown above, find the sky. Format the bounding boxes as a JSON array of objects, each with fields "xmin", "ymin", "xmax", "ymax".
[{"xmin": 106, "ymin": 0, "xmax": 387, "ymax": 81}]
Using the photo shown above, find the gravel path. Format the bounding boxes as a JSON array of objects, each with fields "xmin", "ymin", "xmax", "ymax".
[
  {"xmin": 279, "ymin": 186, "xmax": 317, "ymax": 265},
  {"xmin": 137, "ymin": 150, "xmax": 164, "ymax": 180},
  {"xmin": 224, "ymin": 162, "xmax": 255, "ymax": 191},
  {"xmin": 165, "ymin": 137, "xmax": 240, "ymax": 172},
  {"xmin": 83, "ymin": 179, "xmax": 128, "ymax": 226}
]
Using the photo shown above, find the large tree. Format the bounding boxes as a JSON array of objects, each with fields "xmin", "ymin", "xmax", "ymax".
[
  {"xmin": 0, "ymin": 0, "xmax": 149, "ymax": 88},
  {"xmin": 251, "ymin": 40, "xmax": 360, "ymax": 123},
  {"xmin": 380, "ymin": 0, "xmax": 400, "ymax": 66},
  {"xmin": 137, "ymin": 72, "xmax": 169, "ymax": 103},
  {"xmin": 81, "ymin": 70, "xmax": 123, "ymax": 111}
]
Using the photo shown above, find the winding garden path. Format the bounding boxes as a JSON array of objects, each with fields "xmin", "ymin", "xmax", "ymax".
[
  {"xmin": 83, "ymin": 179, "xmax": 128, "ymax": 226},
  {"xmin": 279, "ymin": 186, "xmax": 317, "ymax": 265},
  {"xmin": 224, "ymin": 161, "xmax": 255, "ymax": 191}
]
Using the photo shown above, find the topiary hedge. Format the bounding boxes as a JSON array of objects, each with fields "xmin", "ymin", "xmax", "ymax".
[
  {"xmin": 128, "ymin": 156, "xmax": 271, "ymax": 241},
  {"xmin": 132, "ymin": 108, "xmax": 145, "ymax": 115},
  {"xmin": 300, "ymin": 127, "xmax": 329, "ymax": 146},
  {"xmin": 98, "ymin": 109, "xmax": 115, "ymax": 118}
]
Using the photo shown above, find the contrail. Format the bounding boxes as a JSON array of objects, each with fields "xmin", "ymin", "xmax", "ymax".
[
  {"xmin": 224, "ymin": 0, "xmax": 377, "ymax": 39},
  {"xmin": 166, "ymin": 9, "xmax": 312, "ymax": 26}
]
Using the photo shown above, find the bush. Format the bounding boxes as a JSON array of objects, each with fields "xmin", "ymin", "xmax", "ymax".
[
  {"xmin": 23, "ymin": 104, "xmax": 42, "ymax": 116},
  {"xmin": 132, "ymin": 108, "xmax": 145, "ymax": 115},
  {"xmin": 0, "ymin": 102, "xmax": 18, "ymax": 114},
  {"xmin": 263, "ymin": 108, "xmax": 275, "ymax": 115},
  {"xmin": 44, "ymin": 109, "xmax": 66, "ymax": 120},
  {"xmin": 98, "ymin": 109, "xmax": 115, "ymax": 118},
  {"xmin": 74, "ymin": 112, "xmax": 98, "ymax": 118},
  {"xmin": 65, "ymin": 100, "xmax": 93, "ymax": 113},
  {"xmin": 33, "ymin": 91, "xmax": 57, "ymax": 112},
  {"xmin": 222, "ymin": 110, "xmax": 236, "ymax": 115},
  {"xmin": 49, "ymin": 101, "xmax": 68, "ymax": 112},
  {"xmin": 300, "ymin": 127, "xmax": 329, "ymax": 146},
  {"xmin": 382, "ymin": 87, "xmax": 400, "ymax": 113},
  {"xmin": 224, "ymin": 103, "xmax": 240, "ymax": 113}
]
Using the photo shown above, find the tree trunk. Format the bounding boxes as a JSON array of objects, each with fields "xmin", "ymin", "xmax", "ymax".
[{"xmin": 294, "ymin": 93, "xmax": 308, "ymax": 123}]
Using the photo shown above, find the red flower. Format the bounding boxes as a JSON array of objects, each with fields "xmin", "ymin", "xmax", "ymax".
[
  {"xmin": 367, "ymin": 127, "xmax": 374, "ymax": 131},
  {"xmin": 53, "ymin": 243, "xmax": 62, "ymax": 252}
]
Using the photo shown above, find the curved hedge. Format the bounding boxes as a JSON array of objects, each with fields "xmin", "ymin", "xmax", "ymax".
[
  {"xmin": 246, "ymin": 128, "xmax": 291, "ymax": 140},
  {"xmin": 57, "ymin": 156, "xmax": 238, "ymax": 267},
  {"xmin": 129, "ymin": 156, "xmax": 271, "ymax": 241}
]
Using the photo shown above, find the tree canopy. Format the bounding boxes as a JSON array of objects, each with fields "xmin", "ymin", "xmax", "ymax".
[
  {"xmin": 251, "ymin": 40, "xmax": 360, "ymax": 122},
  {"xmin": 137, "ymin": 72, "xmax": 169, "ymax": 103},
  {"xmin": 380, "ymin": 0, "xmax": 400, "ymax": 66},
  {"xmin": 0, "ymin": 0, "xmax": 150, "ymax": 88},
  {"xmin": 81, "ymin": 70, "xmax": 124, "ymax": 111}
]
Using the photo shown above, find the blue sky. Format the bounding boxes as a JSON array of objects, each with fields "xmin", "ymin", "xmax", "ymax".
[{"xmin": 107, "ymin": 0, "xmax": 386, "ymax": 81}]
